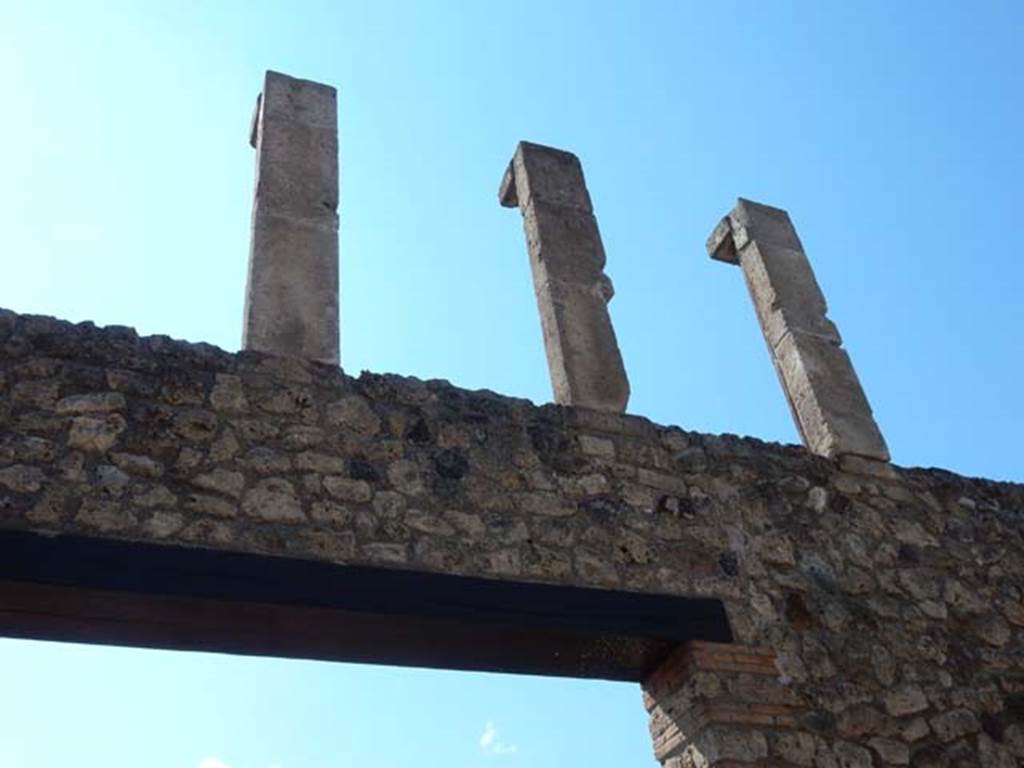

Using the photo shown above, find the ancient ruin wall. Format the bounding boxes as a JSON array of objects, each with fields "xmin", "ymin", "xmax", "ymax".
[{"xmin": 1, "ymin": 307, "xmax": 1023, "ymax": 767}]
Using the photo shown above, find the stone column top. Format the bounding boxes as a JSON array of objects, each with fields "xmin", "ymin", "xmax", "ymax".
[
  {"xmin": 500, "ymin": 141, "xmax": 629, "ymax": 413},
  {"xmin": 243, "ymin": 70, "xmax": 340, "ymax": 366},
  {"xmin": 499, "ymin": 141, "xmax": 594, "ymax": 212},
  {"xmin": 708, "ymin": 197, "xmax": 889, "ymax": 462}
]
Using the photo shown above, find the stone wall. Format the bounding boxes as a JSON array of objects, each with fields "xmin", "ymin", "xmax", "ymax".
[{"xmin": 1, "ymin": 306, "xmax": 1023, "ymax": 767}]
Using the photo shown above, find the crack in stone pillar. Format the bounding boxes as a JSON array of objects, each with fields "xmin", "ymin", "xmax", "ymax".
[
  {"xmin": 707, "ymin": 198, "xmax": 889, "ymax": 461},
  {"xmin": 243, "ymin": 70, "xmax": 340, "ymax": 365},
  {"xmin": 499, "ymin": 141, "xmax": 630, "ymax": 412}
]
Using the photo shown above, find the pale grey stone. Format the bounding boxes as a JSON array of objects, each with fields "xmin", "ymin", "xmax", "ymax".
[
  {"xmin": 929, "ymin": 708, "xmax": 980, "ymax": 742},
  {"xmin": 96, "ymin": 463, "xmax": 131, "ymax": 493},
  {"xmin": 75, "ymin": 500, "xmax": 137, "ymax": 533},
  {"xmin": 387, "ymin": 459, "xmax": 424, "ymax": 495},
  {"xmin": 977, "ymin": 734, "xmax": 1018, "ymax": 768},
  {"xmin": 808, "ymin": 485, "xmax": 829, "ymax": 512},
  {"xmin": 56, "ymin": 392, "xmax": 125, "ymax": 414},
  {"xmin": 831, "ymin": 741, "xmax": 872, "ymax": 768},
  {"xmin": 209, "ymin": 430, "xmax": 240, "ymax": 462},
  {"xmin": 309, "ymin": 500, "xmax": 351, "ymax": 527},
  {"xmin": 191, "ymin": 469, "xmax": 245, "ymax": 499},
  {"xmin": 574, "ymin": 552, "xmax": 620, "ymax": 587},
  {"xmin": 361, "ymin": 542, "xmax": 408, "ymax": 564},
  {"xmin": 0, "ymin": 464, "xmax": 45, "ymax": 493},
  {"xmin": 707, "ymin": 198, "xmax": 888, "ymax": 462},
  {"xmin": 9, "ymin": 436, "xmax": 56, "ymax": 463},
  {"xmin": 578, "ymin": 434, "xmax": 615, "ymax": 458},
  {"xmin": 323, "ymin": 476, "xmax": 372, "ymax": 503},
  {"xmin": 499, "ymin": 141, "xmax": 629, "ymax": 412},
  {"xmin": 11, "ymin": 380, "xmax": 60, "ymax": 408},
  {"xmin": 243, "ymin": 447, "xmax": 293, "ymax": 474},
  {"xmin": 406, "ymin": 509, "xmax": 455, "ymax": 536},
  {"xmin": 209, "ymin": 374, "xmax": 248, "ymax": 412},
  {"xmin": 754, "ymin": 532, "xmax": 796, "ymax": 566},
  {"xmin": 516, "ymin": 491, "xmax": 574, "ymax": 517},
  {"xmin": 487, "ymin": 548, "xmax": 522, "ymax": 576},
  {"xmin": 446, "ymin": 510, "xmax": 485, "ymax": 538},
  {"xmin": 180, "ymin": 519, "xmax": 235, "ymax": 546},
  {"xmin": 142, "ymin": 511, "xmax": 186, "ymax": 538},
  {"xmin": 27, "ymin": 490, "xmax": 66, "ymax": 525},
  {"xmin": 294, "ymin": 451, "xmax": 347, "ymax": 474},
  {"xmin": 372, "ymin": 490, "xmax": 407, "ymax": 517},
  {"xmin": 133, "ymin": 485, "xmax": 178, "ymax": 509},
  {"xmin": 186, "ymin": 493, "xmax": 238, "ymax": 519},
  {"xmin": 326, "ymin": 396, "xmax": 380, "ymax": 435},
  {"xmin": 900, "ymin": 717, "xmax": 930, "ymax": 742},
  {"xmin": 110, "ymin": 452, "xmax": 164, "ymax": 479},
  {"xmin": 868, "ymin": 737, "xmax": 908, "ymax": 765},
  {"xmin": 244, "ymin": 71, "xmax": 340, "ymax": 365},
  {"xmin": 68, "ymin": 415, "xmax": 126, "ymax": 453},
  {"xmin": 977, "ymin": 615, "xmax": 1012, "ymax": 646},
  {"xmin": 282, "ymin": 425, "xmax": 324, "ymax": 450},
  {"xmin": 772, "ymin": 732, "xmax": 816, "ymax": 766},
  {"xmin": 242, "ymin": 478, "xmax": 305, "ymax": 522},
  {"xmin": 704, "ymin": 729, "xmax": 768, "ymax": 762},
  {"xmin": 172, "ymin": 409, "xmax": 218, "ymax": 441}
]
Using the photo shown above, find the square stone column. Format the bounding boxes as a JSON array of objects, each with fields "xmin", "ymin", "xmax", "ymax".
[
  {"xmin": 708, "ymin": 199, "xmax": 889, "ymax": 461},
  {"xmin": 643, "ymin": 641, "xmax": 810, "ymax": 767},
  {"xmin": 243, "ymin": 70, "xmax": 340, "ymax": 365},
  {"xmin": 499, "ymin": 142, "xmax": 630, "ymax": 412}
]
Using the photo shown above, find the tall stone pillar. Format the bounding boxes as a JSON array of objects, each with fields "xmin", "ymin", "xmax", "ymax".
[
  {"xmin": 707, "ymin": 198, "xmax": 889, "ymax": 461},
  {"xmin": 499, "ymin": 142, "xmax": 630, "ymax": 412},
  {"xmin": 243, "ymin": 70, "xmax": 340, "ymax": 365}
]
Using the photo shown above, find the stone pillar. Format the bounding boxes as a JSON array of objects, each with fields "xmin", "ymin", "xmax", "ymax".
[
  {"xmin": 643, "ymin": 641, "xmax": 810, "ymax": 767},
  {"xmin": 499, "ymin": 142, "xmax": 629, "ymax": 412},
  {"xmin": 707, "ymin": 199, "xmax": 889, "ymax": 462},
  {"xmin": 243, "ymin": 70, "xmax": 340, "ymax": 365}
]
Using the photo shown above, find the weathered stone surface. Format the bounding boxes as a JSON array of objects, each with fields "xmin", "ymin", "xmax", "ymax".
[
  {"xmin": 191, "ymin": 469, "xmax": 246, "ymax": 499},
  {"xmin": 326, "ymin": 396, "xmax": 380, "ymax": 435},
  {"xmin": 186, "ymin": 493, "xmax": 238, "ymax": 519},
  {"xmin": 141, "ymin": 511, "xmax": 185, "ymax": 538},
  {"xmin": 323, "ymin": 476, "xmax": 372, "ymax": 503},
  {"xmin": 0, "ymin": 307, "xmax": 1022, "ymax": 766},
  {"xmin": 244, "ymin": 70, "xmax": 339, "ymax": 365},
  {"xmin": 708, "ymin": 198, "xmax": 889, "ymax": 461},
  {"xmin": 56, "ymin": 392, "xmax": 126, "ymax": 414},
  {"xmin": 500, "ymin": 141, "xmax": 629, "ymax": 412},
  {"xmin": 242, "ymin": 478, "xmax": 305, "ymax": 522},
  {"xmin": 210, "ymin": 374, "xmax": 248, "ymax": 412},
  {"xmin": 110, "ymin": 452, "xmax": 164, "ymax": 478},
  {"xmin": 75, "ymin": 500, "xmax": 137, "ymax": 533},
  {"xmin": 0, "ymin": 464, "xmax": 45, "ymax": 493},
  {"xmin": 884, "ymin": 685, "xmax": 929, "ymax": 717},
  {"xmin": 67, "ymin": 414, "xmax": 126, "ymax": 453},
  {"xmin": 928, "ymin": 708, "xmax": 980, "ymax": 743}
]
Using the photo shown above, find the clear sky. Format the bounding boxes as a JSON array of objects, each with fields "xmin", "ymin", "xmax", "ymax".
[{"xmin": 1, "ymin": 1, "xmax": 1021, "ymax": 766}]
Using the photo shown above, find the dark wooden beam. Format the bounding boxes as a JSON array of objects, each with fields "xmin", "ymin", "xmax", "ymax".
[{"xmin": 0, "ymin": 530, "xmax": 731, "ymax": 680}]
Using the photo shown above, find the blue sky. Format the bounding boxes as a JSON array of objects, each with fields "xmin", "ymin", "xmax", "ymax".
[{"xmin": 1, "ymin": 1, "xmax": 1021, "ymax": 766}]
